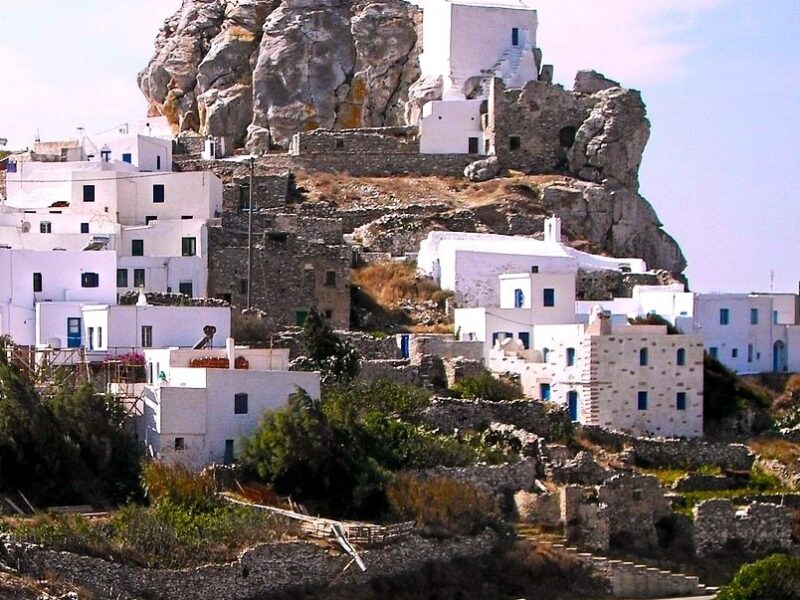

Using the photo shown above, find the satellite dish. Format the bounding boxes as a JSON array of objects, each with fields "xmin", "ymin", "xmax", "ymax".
[{"xmin": 20, "ymin": 222, "xmax": 31, "ymax": 233}]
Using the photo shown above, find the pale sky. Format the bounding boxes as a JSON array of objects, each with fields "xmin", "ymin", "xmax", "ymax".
[{"xmin": 1, "ymin": 0, "xmax": 798, "ymax": 293}]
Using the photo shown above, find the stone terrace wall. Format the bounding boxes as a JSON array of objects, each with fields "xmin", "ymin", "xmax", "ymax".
[
  {"xmin": 693, "ymin": 500, "xmax": 794, "ymax": 557},
  {"xmin": 420, "ymin": 398, "xmax": 572, "ymax": 438},
  {"xmin": 2, "ymin": 530, "xmax": 498, "ymax": 600},
  {"xmin": 271, "ymin": 329, "xmax": 400, "ymax": 360},
  {"xmin": 409, "ymin": 335, "xmax": 484, "ymax": 364},
  {"xmin": 358, "ymin": 359, "xmax": 418, "ymax": 385},
  {"xmin": 291, "ymin": 127, "xmax": 419, "ymax": 155},
  {"xmin": 422, "ymin": 459, "xmax": 539, "ymax": 497}
]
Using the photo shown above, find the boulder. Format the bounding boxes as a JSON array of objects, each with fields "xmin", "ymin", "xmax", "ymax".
[
  {"xmin": 573, "ymin": 70, "xmax": 620, "ymax": 95},
  {"xmin": 464, "ymin": 156, "xmax": 501, "ymax": 182}
]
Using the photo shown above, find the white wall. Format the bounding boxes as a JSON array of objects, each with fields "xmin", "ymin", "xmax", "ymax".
[{"xmin": 419, "ymin": 99, "xmax": 484, "ymax": 154}]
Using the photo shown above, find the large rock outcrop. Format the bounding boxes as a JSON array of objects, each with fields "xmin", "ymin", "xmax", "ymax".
[{"xmin": 139, "ymin": 0, "xmax": 421, "ymax": 150}]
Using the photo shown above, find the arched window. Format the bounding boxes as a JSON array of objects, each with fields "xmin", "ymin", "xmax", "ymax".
[
  {"xmin": 676, "ymin": 348, "xmax": 686, "ymax": 366},
  {"xmin": 639, "ymin": 348, "xmax": 649, "ymax": 366},
  {"xmin": 566, "ymin": 347, "xmax": 576, "ymax": 367},
  {"xmin": 514, "ymin": 288, "xmax": 524, "ymax": 308}
]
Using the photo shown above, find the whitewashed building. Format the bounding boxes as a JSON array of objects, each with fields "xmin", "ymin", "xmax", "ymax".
[
  {"xmin": 142, "ymin": 340, "xmax": 321, "ymax": 468},
  {"xmin": 417, "ymin": 0, "xmax": 544, "ymax": 154}
]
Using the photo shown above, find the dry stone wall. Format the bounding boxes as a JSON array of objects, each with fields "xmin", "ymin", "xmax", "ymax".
[
  {"xmin": 421, "ymin": 459, "xmax": 539, "ymax": 498},
  {"xmin": 1, "ymin": 530, "xmax": 497, "ymax": 600},
  {"xmin": 693, "ymin": 499, "xmax": 794, "ymax": 557},
  {"xmin": 290, "ymin": 127, "xmax": 419, "ymax": 155}
]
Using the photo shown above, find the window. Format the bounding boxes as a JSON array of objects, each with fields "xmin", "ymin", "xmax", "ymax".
[
  {"xmin": 732, "ymin": 348, "xmax": 738, "ymax": 358},
  {"xmin": 174, "ymin": 437, "xmax": 185, "ymax": 451},
  {"xmin": 81, "ymin": 272, "xmax": 99, "ymax": 288},
  {"xmin": 566, "ymin": 347, "xmax": 576, "ymax": 367},
  {"xmin": 335, "ymin": 138, "xmax": 344, "ymax": 150},
  {"xmin": 83, "ymin": 185, "xmax": 95, "ymax": 202},
  {"xmin": 750, "ymin": 308, "xmax": 759, "ymax": 325},
  {"xmin": 145, "ymin": 215, "xmax": 157, "ymax": 225},
  {"xmin": 676, "ymin": 392, "xmax": 687, "ymax": 411},
  {"xmin": 238, "ymin": 185, "xmax": 251, "ymax": 212},
  {"xmin": 117, "ymin": 269, "xmax": 128, "ymax": 288},
  {"xmin": 88, "ymin": 327, "xmax": 94, "ymax": 350},
  {"xmin": 239, "ymin": 278, "xmax": 248, "ymax": 295},
  {"xmin": 468, "ymin": 137, "xmax": 479, "ymax": 154},
  {"xmin": 224, "ymin": 439, "xmax": 235, "ymax": 464},
  {"xmin": 637, "ymin": 391, "xmax": 648, "ymax": 410},
  {"xmin": 324, "ymin": 270, "xmax": 336, "ymax": 286},
  {"xmin": 540, "ymin": 383, "xmax": 551, "ymax": 401},
  {"xmin": 141, "ymin": 325, "xmax": 153, "ymax": 348},
  {"xmin": 133, "ymin": 268, "xmax": 146, "ymax": 288},
  {"xmin": 131, "ymin": 239, "xmax": 144, "ymax": 256},
  {"xmin": 80, "ymin": 222, "xmax": 89, "ymax": 234},
  {"xmin": 518, "ymin": 332, "xmax": 530, "ymax": 349},
  {"xmin": 67, "ymin": 317, "xmax": 81, "ymax": 348},
  {"xmin": 153, "ymin": 184, "xmax": 165, "ymax": 203},
  {"xmin": 531, "ymin": 266, "xmax": 539, "ymax": 274},
  {"xmin": 324, "ymin": 309, "xmax": 333, "ymax": 319},
  {"xmin": 773, "ymin": 310, "xmax": 779, "ymax": 325},
  {"xmin": 181, "ymin": 215, "xmax": 193, "ymax": 220},
  {"xmin": 514, "ymin": 288, "xmax": 524, "ymax": 308},
  {"xmin": 156, "ymin": 155, "xmax": 162, "ymax": 170},
  {"xmin": 709, "ymin": 347, "xmax": 718, "ymax": 359},
  {"xmin": 542, "ymin": 347, "xmax": 550, "ymax": 362},
  {"xmin": 122, "ymin": 153, "xmax": 132, "ymax": 164},
  {"xmin": 234, "ymin": 393, "xmax": 249, "ymax": 415},
  {"xmin": 33, "ymin": 272, "xmax": 42, "ymax": 292},
  {"xmin": 179, "ymin": 282, "xmax": 193, "ymax": 297},
  {"xmin": 509, "ymin": 136, "xmax": 521, "ymax": 150},
  {"xmin": 181, "ymin": 237, "xmax": 197, "ymax": 257},
  {"xmin": 295, "ymin": 311, "xmax": 308, "ymax": 326},
  {"xmin": 748, "ymin": 344, "xmax": 754, "ymax": 363},
  {"xmin": 719, "ymin": 308, "xmax": 730, "ymax": 325},
  {"xmin": 676, "ymin": 348, "xmax": 686, "ymax": 366},
  {"xmin": 97, "ymin": 327, "xmax": 102, "ymax": 349},
  {"xmin": 511, "ymin": 27, "xmax": 520, "ymax": 46},
  {"xmin": 40, "ymin": 221, "xmax": 52, "ymax": 234},
  {"xmin": 543, "ymin": 288, "xmax": 555, "ymax": 307},
  {"xmin": 567, "ymin": 390, "xmax": 579, "ymax": 421},
  {"xmin": 639, "ymin": 348, "xmax": 649, "ymax": 366}
]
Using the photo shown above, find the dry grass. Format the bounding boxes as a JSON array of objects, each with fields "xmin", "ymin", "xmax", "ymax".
[
  {"xmin": 352, "ymin": 262, "xmax": 448, "ymax": 308},
  {"xmin": 748, "ymin": 438, "xmax": 800, "ymax": 465}
]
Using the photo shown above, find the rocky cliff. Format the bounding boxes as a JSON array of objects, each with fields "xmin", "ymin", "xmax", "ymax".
[{"xmin": 139, "ymin": 0, "xmax": 421, "ymax": 149}]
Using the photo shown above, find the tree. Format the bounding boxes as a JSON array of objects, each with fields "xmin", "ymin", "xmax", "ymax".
[
  {"xmin": 294, "ymin": 307, "xmax": 359, "ymax": 384},
  {"xmin": 717, "ymin": 554, "xmax": 800, "ymax": 600}
]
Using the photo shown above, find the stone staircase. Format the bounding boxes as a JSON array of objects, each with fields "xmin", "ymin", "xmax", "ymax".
[{"xmin": 517, "ymin": 525, "xmax": 719, "ymax": 598}]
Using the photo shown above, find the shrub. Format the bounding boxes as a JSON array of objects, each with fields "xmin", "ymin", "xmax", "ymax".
[
  {"xmin": 387, "ymin": 474, "xmax": 497, "ymax": 536},
  {"xmin": 294, "ymin": 307, "xmax": 359, "ymax": 384},
  {"xmin": 141, "ymin": 462, "xmax": 218, "ymax": 512},
  {"xmin": 717, "ymin": 554, "xmax": 800, "ymax": 600},
  {"xmin": 452, "ymin": 372, "xmax": 521, "ymax": 401},
  {"xmin": 704, "ymin": 353, "xmax": 770, "ymax": 422}
]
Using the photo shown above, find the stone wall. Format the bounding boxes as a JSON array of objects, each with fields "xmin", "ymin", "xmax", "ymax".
[
  {"xmin": 222, "ymin": 173, "xmax": 291, "ymax": 214},
  {"xmin": 561, "ymin": 485, "xmax": 610, "ymax": 552},
  {"xmin": 409, "ymin": 334, "xmax": 484, "ymax": 364},
  {"xmin": 270, "ymin": 330, "xmax": 400, "ymax": 360},
  {"xmin": 576, "ymin": 269, "xmax": 664, "ymax": 301},
  {"xmin": 693, "ymin": 499, "xmax": 794, "ymax": 557},
  {"xmin": 290, "ymin": 127, "xmax": 419, "ymax": 155},
  {"xmin": 422, "ymin": 459, "xmax": 539, "ymax": 497},
  {"xmin": 598, "ymin": 474, "xmax": 671, "ymax": 552},
  {"xmin": 357, "ymin": 359, "xmax": 418, "ymax": 385},
  {"xmin": 419, "ymin": 398, "xmax": 572, "ymax": 439},
  {"xmin": 443, "ymin": 357, "xmax": 485, "ymax": 387},
  {"xmin": 1, "ymin": 530, "xmax": 498, "ymax": 600},
  {"xmin": 515, "ymin": 490, "xmax": 561, "ymax": 528}
]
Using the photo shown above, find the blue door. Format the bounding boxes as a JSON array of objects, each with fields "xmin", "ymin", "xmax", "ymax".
[
  {"xmin": 400, "ymin": 334, "xmax": 410, "ymax": 359},
  {"xmin": 67, "ymin": 318, "xmax": 81, "ymax": 348},
  {"xmin": 568, "ymin": 391, "xmax": 579, "ymax": 422},
  {"xmin": 540, "ymin": 383, "xmax": 551, "ymax": 401}
]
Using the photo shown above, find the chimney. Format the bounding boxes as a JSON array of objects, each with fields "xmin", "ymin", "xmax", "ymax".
[{"xmin": 226, "ymin": 337, "xmax": 235, "ymax": 369}]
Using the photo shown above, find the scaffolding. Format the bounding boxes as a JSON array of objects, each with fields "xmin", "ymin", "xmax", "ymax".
[{"xmin": 5, "ymin": 344, "xmax": 92, "ymax": 399}]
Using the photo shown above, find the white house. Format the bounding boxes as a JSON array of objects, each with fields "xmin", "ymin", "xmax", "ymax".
[
  {"xmin": 0, "ymin": 247, "xmax": 117, "ymax": 345},
  {"xmin": 417, "ymin": 0, "xmax": 543, "ymax": 154},
  {"xmin": 141, "ymin": 340, "xmax": 321, "ymax": 468},
  {"xmin": 489, "ymin": 309, "xmax": 704, "ymax": 438}
]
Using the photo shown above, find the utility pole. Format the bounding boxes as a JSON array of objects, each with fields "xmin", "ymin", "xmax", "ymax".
[{"xmin": 247, "ymin": 156, "xmax": 255, "ymax": 310}]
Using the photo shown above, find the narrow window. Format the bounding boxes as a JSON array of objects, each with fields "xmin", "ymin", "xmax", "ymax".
[
  {"xmin": 543, "ymin": 288, "xmax": 555, "ymax": 307},
  {"xmin": 509, "ymin": 136, "xmax": 521, "ymax": 151},
  {"xmin": 511, "ymin": 27, "xmax": 520, "ymax": 46},
  {"xmin": 156, "ymin": 155, "xmax": 162, "ymax": 170},
  {"xmin": 518, "ymin": 332, "xmax": 530, "ymax": 349},
  {"xmin": 40, "ymin": 221, "xmax": 52, "ymax": 234},
  {"xmin": 709, "ymin": 347, "xmax": 718, "ymax": 359},
  {"xmin": 117, "ymin": 269, "xmax": 128, "ymax": 288},
  {"xmin": 83, "ymin": 185, "xmax": 95, "ymax": 202},
  {"xmin": 80, "ymin": 223, "xmax": 89, "ymax": 234},
  {"xmin": 676, "ymin": 392, "xmax": 687, "ymax": 411},
  {"xmin": 239, "ymin": 278, "xmax": 248, "ymax": 295},
  {"xmin": 81, "ymin": 272, "xmax": 99, "ymax": 288},
  {"xmin": 181, "ymin": 237, "xmax": 197, "ymax": 257},
  {"xmin": 676, "ymin": 348, "xmax": 686, "ymax": 366},
  {"xmin": 719, "ymin": 308, "xmax": 730, "ymax": 325},
  {"xmin": 224, "ymin": 439, "xmax": 235, "ymax": 464},
  {"xmin": 234, "ymin": 393, "xmax": 249, "ymax": 415},
  {"xmin": 567, "ymin": 390, "xmax": 579, "ymax": 421},
  {"xmin": 179, "ymin": 281, "xmax": 193, "ymax": 297},
  {"xmin": 732, "ymin": 347, "xmax": 738, "ymax": 358},
  {"xmin": 174, "ymin": 437, "xmax": 185, "ymax": 451},
  {"xmin": 97, "ymin": 327, "xmax": 103, "ymax": 349},
  {"xmin": 566, "ymin": 347, "xmax": 576, "ymax": 367},
  {"xmin": 540, "ymin": 383, "xmax": 551, "ymax": 401},
  {"xmin": 773, "ymin": 311, "xmax": 779, "ymax": 325},
  {"xmin": 33, "ymin": 272, "xmax": 42, "ymax": 292},
  {"xmin": 514, "ymin": 288, "xmax": 524, "ymax": 308},
  {"xmin": 131, "ymin": 239, "xmax": 144, "ymax": 256},
  {"xmin": 542, "ymin": 347, "xmax": 550, "ymax": 362},
  {"xmin": 88, "ymin": 327, "xmax": 95, "ymax": 350},
  {"xmin": 122, "ymin": 153, "xmax": 132, "ymax": 164},
  {"xmin": 141, "ymin": 325, "xmax": 153, "ymax": 348},
  {"xmin": 637, "ymin": 391, "xmax": 648, "ymax": 410},
  {"xmin": 748, "ymin": 344, "xmax": 754, "ymax": 363},
  {"xmin": 324, "ymin": 270, "xmax": 337, "ymax": 287},
  {"xmin": 750, "ymin": 308, "xmax": 759, "ymax": 325},
  {"xmin": 153, "ymin": 184, "xmax": 165, "ymax": 203},
  {"xmin": 639, "ymin": 348, "xmax": 649, "ymax": 366},
  {"xmin": 238, "ymin": 185, "xmax": 250, "ymax": 212},
  {"xmin": 133, "ymin": 268, "xmax": 146, "ymax": 288},
  {"xmin": 468, "ymin": 137, "xmax": 479, "ymax": 154}
]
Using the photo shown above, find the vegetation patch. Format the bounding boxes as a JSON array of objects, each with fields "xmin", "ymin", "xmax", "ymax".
[
  {"xmin": 451, "ymin": 372, "xmax": 523, "ymax": 402},
  {"xmin": 717, "ymin": 553, "xmax": 800, "ymax": 600}
]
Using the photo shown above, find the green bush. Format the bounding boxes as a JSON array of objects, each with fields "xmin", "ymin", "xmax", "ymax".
[
  {"xmin": 387, "ymin": 473, "xmax": 497, "ymax": 536},
  {"xmin": 141, "ymin": 461, "xmax": 218, "ymax": 512},
  {"xmin": 704, "ymin": 353, "xmax": 770, "ymax": 421},
  {"xmin": 717, "ymin": 554, "xmax": 800, "ymax": 600},
  {"xmin": 451, "ymin": 372, "xmax": 521, "ymax": 401}
]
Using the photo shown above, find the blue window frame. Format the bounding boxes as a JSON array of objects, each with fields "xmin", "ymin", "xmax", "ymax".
[
  {"xmin": 82, "ymin": 185, "xmax": 95, "ymax": 202},
  {"xmin": 67, "ymin": 317, "xmax": 81, "ymax": 348},
  {"xmin": 153, "ymin": 184, "xmax": 165, "ymax": 203},
  {"xmin": 122, "ymin": 153, "xmax": 132, "ymax": 164},
  {"xmin": 566, "ymin": 347, "xmax": 576, "ymax": 367},
  {"xmin": 567, "ymin": 391, "xmax": 579, "ymax": 421},
  {"xmin": 518, "ymin": 332, "xmax": 530, "ymax": 349},
  {"xmin": 709, "ymin": 347, "xmax": 718, "ymax": 359},
  {"xmin": 719, "ymin": 308, "xmax": 730, "ymax": 325},
  {"xmin": 80, "ymin": 222, "xmax": 89, "ymax": 234},
  {"xmin": 514, "ymin": 288, "xmax": 524, "ymax": 308},
  {"xmin": 750, "ymin": 308, "xmax": 759, "ymax": 325},
  {"xmin": 676, "ymin": 392, "xmax": 687, "ymax": 411},
  {"xmin": 773, "ymin": 311, "xmax": 779, "ymax": 325},
  {"xmin": 543, "ymin": 288, "xmax": 555, "ymax": 307},
  {"xmin": 512, "ymin": 27, "xmax": 520, "ymax": 46},
  {"xmin": 676, "ymin": 348, "xmax": 686, "ymax": 366},
  {"xmin": 540, "ymin": 383, "xmax": 551, "ymax": 401},
  {"xmin": 639, "ymin": 348, "xmax": 649, "ymax": 366},
  {"xmin": 234, "ymin": 393, "xmax": 249, "ymax": 415},
  {"xmin": 637, "ymin": 391, "xmax": 648, "ymax": 410}
]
